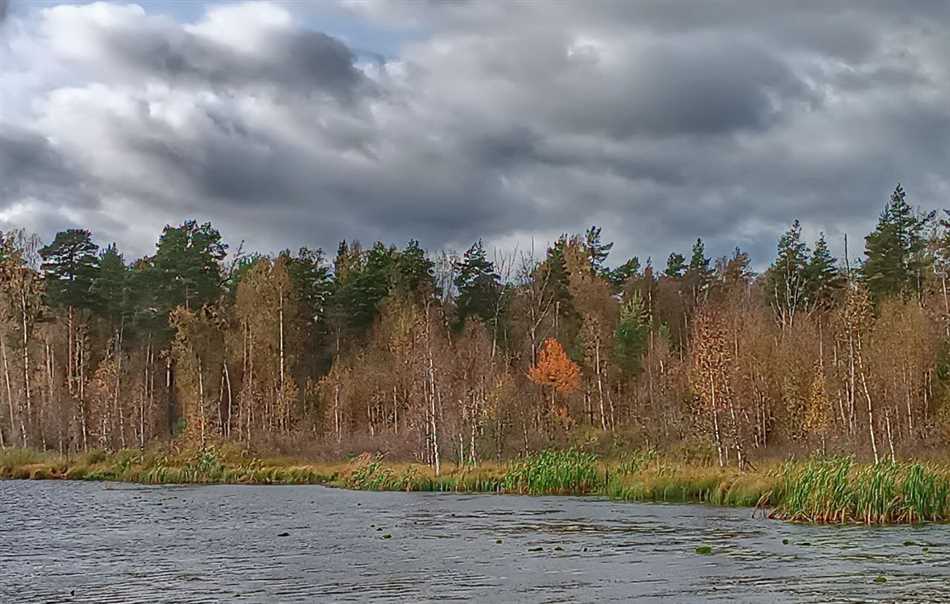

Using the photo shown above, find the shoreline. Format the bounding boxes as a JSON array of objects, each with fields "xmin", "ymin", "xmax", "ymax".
[{"xmin": 3, "ymin": 448, "xmax": 949, "ymax": 525}]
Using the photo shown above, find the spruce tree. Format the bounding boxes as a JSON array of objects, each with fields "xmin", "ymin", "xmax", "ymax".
[
  {"xmin": 614, "ymin": 290, "xmax": 650, "ymax": 374},
  {"xmin": 764, "ymin": 220, "xmax": 810, "ymax": 325},
  {"xmin": 685, "ymin": 237, "xmax": 713, "ymax": 301},
  {"xmin": 281, "ymin": 247, "xmax": 332, "ymax": 329},
  {"xmin": 453, "ymin": 240, "xmax": 502, "ymax": 328},
  {"xmin": 94, "ymin": 243, "xmax": 131, "ymax": 328},
  {"xmin": 862, "ymin": 184, "xmax": 934, "ymax": 301},
  {"xmin": 805, "ymin": 233, "xmax": 843, "ymax": 310},
  {"xmin": 394, "ymin": 239, "xmax": 435, "ymax": 298}
]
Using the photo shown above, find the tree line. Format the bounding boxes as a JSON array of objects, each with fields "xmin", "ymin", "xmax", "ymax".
[{"xmin": 2, "ymin": 184, "xmax": 949, "ymax": 470}]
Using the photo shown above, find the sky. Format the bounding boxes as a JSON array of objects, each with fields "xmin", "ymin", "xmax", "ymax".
[{"xmin": 1, "ymin": 1, "xmax": 949, "ymax": 268}]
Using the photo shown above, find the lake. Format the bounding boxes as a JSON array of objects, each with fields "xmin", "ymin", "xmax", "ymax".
[{"xmin": 1, "ymin": 481, "xmax": 947, "ymax": 602}]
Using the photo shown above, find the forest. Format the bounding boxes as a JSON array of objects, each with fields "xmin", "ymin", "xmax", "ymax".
[{"xmin": 1, "ymin": 184, "xmax": 949, "ymax": 473}]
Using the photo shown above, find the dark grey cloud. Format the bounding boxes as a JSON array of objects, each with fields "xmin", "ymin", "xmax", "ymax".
[
  {"xmin": 38, "ymin": 3, "xmax": 371, "ymax": 102},
  {"xmin": 0, "ymin": 126, "xmax": 94, "ymax": 207},
  {"xmin": 0, "ymin": 0, "xmax": 948, "ymax": 268},
  {"xmin": 104, "ymin": 24, "xmax": 368, "ymax": 101},
  {"xmin": 573, "ymin": 40, "xmax": 815, "ymax": 138}
]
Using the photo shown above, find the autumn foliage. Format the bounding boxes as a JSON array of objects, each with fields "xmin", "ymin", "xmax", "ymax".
[
  {"xmin": 7, "ymin": 189, "xmax": 950, "ymax": 469},
  {"xmin": 529, "ymin": 338, "xmax": 581, "ymax": 394}
]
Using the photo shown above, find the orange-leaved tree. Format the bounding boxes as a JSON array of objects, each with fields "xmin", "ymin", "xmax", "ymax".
[{"xmin": 529, "ymin": 337, "xmax": 581, "ymax": 416}]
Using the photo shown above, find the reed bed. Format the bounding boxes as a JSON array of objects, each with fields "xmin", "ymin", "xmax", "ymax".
[
  {"xmin": 339, "ymin": 454, "xmax": 506, "ymax": 492},
  {"xmin": 771, "ymin": 457, "xmax": 950, "ymax": 524},
  {"xmin": 502, "ymin": 449, "xmax": 600, "ymax": 495},
  {"xmin": 605, "ymin": 466, "xmax": 777, "ymax": 507}
]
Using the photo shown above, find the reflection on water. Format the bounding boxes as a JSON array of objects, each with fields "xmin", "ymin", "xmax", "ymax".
[{"xmin": 1, "ymin": 481, "xmax": 948, "ymax": 603}]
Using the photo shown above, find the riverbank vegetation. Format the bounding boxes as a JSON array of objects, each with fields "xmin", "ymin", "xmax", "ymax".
[
  {"xmin": 2, "ymin": 184, "xmax": 950, "ymax": 524},
  {"xmin": 4, "ymin": 446, "xmax": 950, "ymax": 524}
]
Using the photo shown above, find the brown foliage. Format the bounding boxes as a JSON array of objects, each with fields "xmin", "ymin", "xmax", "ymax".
[{"xmin": 528, "ymin": 338, "xmax": 581, "ymax": 394}]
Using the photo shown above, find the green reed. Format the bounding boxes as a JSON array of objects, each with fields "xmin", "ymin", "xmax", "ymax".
[
  {"xmin": 502, "ymin": 449, "xmax": 601, "ymax": 495},
  {"xmin": 772, "ymin": 456, "xmax": 950, "ymax": 524}
]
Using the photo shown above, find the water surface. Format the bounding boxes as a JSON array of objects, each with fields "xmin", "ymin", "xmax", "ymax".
[{"xmin": 1, "ymin": 481, "xmax": 947, "ymax": 602}]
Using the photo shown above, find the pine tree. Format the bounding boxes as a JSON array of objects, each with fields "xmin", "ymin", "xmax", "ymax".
[
  {"xmin": 688, "ymin": 238, "xmax": 711, "ymax": 275},
  {"xmin": 608, "ymin": 257, "xmax": 640, "ymax": 289},
  {"xmin": 281, "ymin": 246, "xmax": 332, "ymax": 329},
  {"xmin": 584, "ymin": 225, "xmax": 613, "ymax": 276},
  {"xmin": 717, "ymin": 247, "xmax": 753, "ymax": 288},
  {"xmin": 614, "ymin": 290, "xmax": 650, "ymax": 374},
  {"xmin": 541, "ymin": 236, "xmax": 572, "ymax": 300},
  {"xmin": 394, "ymin": 239, "xmax": 436, "ymax": 298},
  {"xmin": 147, "ymin": 220, "xmax": 227, "ymax": 319},
  {"xmin": 685, "ymin": 237, "xmax": 713, "ymax": 301},
  {"xmin": 453, "ymin": 240, "xmax": 502, "ymax": 329},
  {"xmin": 764, "ymin": 220, "xmax": 810, "ymax": 327},
  {"xmin": 805, "ymin": 233, "xmax": 843, "ymax": 311},
  {"xmin": 862, "ymin": 184, "xmax": 934, "ymax": 301},
  {"xmin": 353, "ymin": 242, "xmax": 397, "ymax": 329},
  {"xmin": 39, "ymin": 229, "xmax": 100, "ymax": 312},
  {"xmin": 664, "ymin": 252, "xmax": 686, "ymax": 278},
  {"xmin": 94, "ymin": 243, "xmax": 131, "ymax": 328},
  {"xmin": 535, "ymin": 236, "xmax": 577, "ymax": 340}
]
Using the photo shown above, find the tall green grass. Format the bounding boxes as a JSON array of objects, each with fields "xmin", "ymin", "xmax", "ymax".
[
  {"xmin": 502, "ymin": 449, "xmax": 600, "ymax": 495},
  {"xmin": 772, "ymin": 457, "xmax": 950, "ymax": 524}
]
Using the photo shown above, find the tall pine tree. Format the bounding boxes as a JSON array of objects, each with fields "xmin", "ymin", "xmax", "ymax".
[
  {"xmin": 453, "ymin": 240, "xmax": 502, "ymax": 329},
  {"xmin": 94, "ymin": 243, "xmax": 131, "ymax": 328},
  {"xmin": 147, "ymin": 220, "xmax": 227, "ymax": 319},
  {"xmin": 39, "ymin": 229, "xmax": 100, "ymax": 312},
  {"xmin": 805, "ymin": 233, "xmax": 843, "ymax": 311},
  {"xmin": 863, "ymin": 184, "xmax": 934, "ymax": 301},
  {"xmin": 584, "ymin": 225, "xmax": 613, "ymax": 277},
  {"xmin": 685, "ymin": 237, "xmax": 713, "ymax": 302},
  {"xmin": 664, "ymin": 252, "xmax": 686, "ymax": 278},
  {"xmin": 764, "ymin": 220, "xmax": 810, "ymax": 327}
]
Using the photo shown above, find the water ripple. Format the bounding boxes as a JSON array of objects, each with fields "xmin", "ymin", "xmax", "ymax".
[{"xmin": 1, "ymin": 481, "xmax": 949, "ymax": 603}]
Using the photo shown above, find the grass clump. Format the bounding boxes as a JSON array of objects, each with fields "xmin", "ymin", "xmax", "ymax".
[
  {"xmin": 604, "ymin": 461, "xmax": 777, "ymax": 507},
  {"xmin": 345, "ymin": 454, "xmax": 399, "ymax": 490},
  {"xmin": 771, "ymin": 456, "xmax": 950, "ymax": 524},
  {"xmin": 0, "ymin": 449, "xmax": 67, "ymax": 479},
  {"xmin": 503, "ymin": 449, "xmax": 600, "ymax": 495},
  {"xmin": 617, "ymin": 449, "xmax": 659, "ymax": 475},
  {"xmin": 0, "ymin": 448, "xmax": 52, "ymax": 475}
]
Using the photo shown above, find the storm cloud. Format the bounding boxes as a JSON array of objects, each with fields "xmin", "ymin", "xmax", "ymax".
[{"xmin": 1, "ymin": 1, "xmax": 948, "ymax": 266}]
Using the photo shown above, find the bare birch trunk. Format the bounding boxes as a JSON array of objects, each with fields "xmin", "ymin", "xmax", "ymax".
[
  {"xmin": 595, "ymin": 339, "xmax": 607, "ymax": 431},
  {"xmin": 278, "ymin": 286, "xmax": 286, "ymax": 433},
  {"xmin": 884, "ymin": 408, "xmax": 896, "ymax": 463},
  {"xmin": 856, "ymin": 345, "xmax": 879, "ymax": 464},
  {"xmin": 197, "ymin": 356, "xmax": 205, "ymax": 447},
  {"xmin": 21, "ymin": 290, "xmax": 32, "ymax": 447},
  {"xmin": 223, "ymin": 361, "xmax": 233, "ymax": 439},
  {"xmin": 78, "ymin": 332, "xmax": 87, "ymax": 451},
  {"xmin": 424, "ymin": 302, "xmax": 441, "ymax": 476},
  {"xmin": 0, "ymin": 337, "xmax": 11, "ymax": 449}
]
